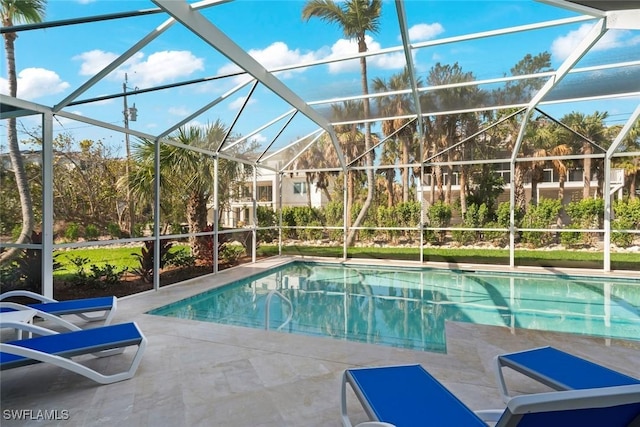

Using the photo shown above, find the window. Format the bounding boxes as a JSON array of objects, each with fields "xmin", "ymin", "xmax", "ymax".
[
  {"xmin": 293, "ymin": 182, "xmax": 307, "ymax": 195},
  {"xmin": 257, "ymin": 185, "xmax": 272, "ymax": 202}
]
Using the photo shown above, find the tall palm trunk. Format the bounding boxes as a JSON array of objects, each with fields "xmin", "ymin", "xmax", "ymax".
[
  {"xmin": 435, "ymin": 164, "xmax": 444, "ymax": 202},
  {"xmin": 558, "ymin": 172, "xmax": 566, "ymax": 201},
  {"xmin": 402, "ymin": 138, "xmax": 410, "ymax": 203},
  {"xmin": 530, "ymin": 165, "xmax": 543, "ymax": 206},
  {"xmin": 583, "ymin": 143, "xmax": 592, "ymax": 199},
  {"xmin": 1, "ymin": 28, "xmax": 35, "ymax": 264},
  {"xmin": 514, "ymin": 164, "xmax": 526, "ymax": 212},
  {"xmin": 305, "ymin": 175, "xmax": 312, "ymax": 208},
  {"xmin": 347, "ymin": 170, "xmax": 354, "ymax": 226},
  {"xmin": 386, "ymin": 170, "xmax": 394, "ymax": 207},
  {"xmin": 445, "ymin": 162, "xmax": 452, "ymax": 205},
  {"xmin": 429, "ymin": 169, "xmax": 435, "ymax": 205},
  {"xmin": 187, "ymin": 191, "xmax": 208, "ymax": 260},
  {"xmin": 459, "ymin": 165, "xmax": 468, "ymax": 216}
]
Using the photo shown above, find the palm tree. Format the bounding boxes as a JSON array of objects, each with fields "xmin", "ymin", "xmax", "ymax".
[
  {"xmin": 128, "ymin": 121, "xmax": 232, "ymax": 259},
  {"xmin": 615, "ymin": 121, "xmax": 640, "ymax": 199},
  {"xmin": 421, "ymin": 62, "xmax": 478, "ymax": 206},
  {"xmin": 292, "ymin": 135, "xmax": 337, "ymax": 207},
  {"xmin": 489, "ymin": 53, "xmax": 552, "ymax": 211},
  {"xmin": 561, "ymin": 111, "xmax": 609, "ymax": 199},
  {"xmin": 302, "ymin": 0, "xmax": 381, "ymax": 246},
  {"xmin": 331, "ymin": 101, "xmax": 366, "ymax": 226},
  {"xmin": 372, "ymin": 67, "xmax": 419, "ymax": 203},
  {"xmin": 0, "ymin": 0, "xmax": 46, "ymax": 264},
  {"xmin": 549, "ymin": 143, "xmax": 572, "ymax": 201}
]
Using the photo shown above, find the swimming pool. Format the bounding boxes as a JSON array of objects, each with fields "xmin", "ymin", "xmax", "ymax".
[{"xmin": 148, "ymin": 261, "xmax": 640, "ymax": 353}]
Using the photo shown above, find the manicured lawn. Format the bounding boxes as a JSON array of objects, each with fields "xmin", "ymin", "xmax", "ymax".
[
  {"xmin": 52, "ymin": 244, "xmax": 639, "ymax": 280},
  {"xmin": 258, "ymin": 245, "xmax": 640, "ymax": 271},
  {"xmin": 54, "ymin": 247, "xmax": 144, "ymax": 277}
]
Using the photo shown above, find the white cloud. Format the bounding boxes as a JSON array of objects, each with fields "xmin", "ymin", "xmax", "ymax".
[
  {"xmin": 229, "ymin": 96, "xmax": 256, "ymax": 110},
  {"xmin": 551, "ymin": 24, "xmax": 640, "ymax": 61},
  {"xmin": 326, "ymin": 36, "xmax": 405, "ymax": 73},
  {"xmin": 407, "ymin": 23, "xmax": 444, "ymax": 42},
  {"xmin": 126, "ymin": 51, "xmax": 204, "ymax": 86},
  {"xmin": 251, "ymin": 133, "xmax": 267, "ymax": 144},
  {"xmin": 0, "ymin": 68, "xmax": 69, "ymax": 100},
  {"xmin": 216, "ymin": 37, "xmax": 406, "ymax": 85},
  {"xmin": 218, "ymin": 41, "xmax": 320, "ymax": 83},
  {"xmin": 74, "ymin": 49, "xmax": 120, "ymax": 76},
  {"xmin": 74, "ymin": 49, "xmax": 204, "ymax": 87},
  {"xmin": 249, "ymin": 42, "xmax": 318, "ymax": 72},
  {"xmin": 168, "ymin": 106, "xmax": 191, "ymax": 116}
]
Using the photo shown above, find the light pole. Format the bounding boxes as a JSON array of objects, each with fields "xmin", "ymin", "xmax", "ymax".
[{"xmin": 123, "ymin": 73, "xmax": 138, "ymax": 236}]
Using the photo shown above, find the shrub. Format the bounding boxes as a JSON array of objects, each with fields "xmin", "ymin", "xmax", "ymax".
[
  {"xmin": 256, "ymin": 206, "xmax": 277, "ymax": 243},
  {"xmin": 65, "ymin": 222, "xmax": 80, "ymax": 241},
  {"xmin": 559, "ymin": 224, "xmax": 583, "ymax": 248},
  {"xmin": 132, "ymin": 223, "xmax": 144, "ymax": 238},
  {"xmin": 564, "ymin": 198, "xmax": 604, "ymax": 246},
  {"xmin": 0, "ymin": 232, "xmax": 62, "ymax": 293},
  {"xmin": 0, "ymin": 263, "xmax": 21, "ymax": 292},
  {"xmin": 165, "ymin": 247, "xmax": 196, "ymax": 268},
  {"xmin": 483, "ymin": 221, "xmax": 508, "ymax": 246},
  {"xmin": 301, "ymin": 220, "xmax": 325, "ymax": 241},
  {"xmin": 396, "ymin": 201, "xmax": 421, "ymax": 226},
  {"xmin": 521, "ymin": 198, "xmax": 562, "ymax": 247},
  {"xmin": 427, "ymin": 201, "xmax": 452, "ymax": 244},
  {"xmin": 452, "ymin": 225, "xmax": 476, "ymax": 246},
  {"xmin": 376, "ymin": 205, "xmax": 399, "ymax": 242},
  {"xmin": 612, "ymin": 217, "xmax": 634, "ymax": 247},
  {"xmin": 67, "ymin": 255, "xmax": 126, "ymax": 288},
  {"xmin": 496, "ymin": 201, "xmax": 524, "ymax": 228},
  {"xmin": 219, "ymin": 242, "xmax": 245, "ymax": 265},
  {"xmin": 613, "ymin": 198, "xmax": 640, "ymax": 232},
  {"xmin": 84, "ymin": 224, "xmax": 100, "ymax": 240},
  {"xmin": 131, "ymin": 240, "xmax": 173, "ymax": 283},
  {"xmin": 107, "ymin": 223, "xmax": 122, "ymax": 239},
  {"xmin": 452, "ymin": 203, "xmax": 486, "ymax": 245},
  {"xmin": 281, "ymin": 206, "xmax": 297, "ymax": 239}
]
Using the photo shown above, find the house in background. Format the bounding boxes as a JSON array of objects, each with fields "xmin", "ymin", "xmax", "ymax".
[{"xmin": 217, "ymin": 152, "xmax": 331, "ymax": 228}]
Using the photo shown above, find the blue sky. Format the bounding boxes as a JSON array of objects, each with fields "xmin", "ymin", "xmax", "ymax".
[{"xmin": 1, "ymin": 0, "xmax": 639, "ymax": 158}]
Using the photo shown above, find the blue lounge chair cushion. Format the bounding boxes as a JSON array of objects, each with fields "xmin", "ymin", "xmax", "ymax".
[
  {"xmin": 27, "ymin": 296, "xmax": 115, "ymax": 316},
  {"xmin": 0, "ymin": 322, "xmax": 143, "ymax": 370},
  {"xmin": 346, "ymin": 364, "xmax": 486, "ymax": 426},
  {"xmin": 498, "ymin": 346, "xmax": 640, "ymax": 391},
  {"xmin": 343, "ymin": 364, "xmax": 640, "ymax": 427}
]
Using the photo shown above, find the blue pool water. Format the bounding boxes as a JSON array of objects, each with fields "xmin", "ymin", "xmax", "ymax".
[{"xmin": 148, "ymin": 262, "xmax": 640, "ymax": 353}]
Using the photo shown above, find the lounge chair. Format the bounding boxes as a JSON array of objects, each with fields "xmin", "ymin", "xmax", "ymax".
[
  {"xmin": 341, "ymin": 364, "xmax": 640, "ymax": 427},
  {"xmin": 0, "ymin": 290, "xmax": 117, "ymax": 325},
  {"xmin": 495, "ymin": 346, "xmax": 640, "ymax": 402},
  {"xmin": 0, "ymin": 321, "xmax": 146, "ymax": 384}
]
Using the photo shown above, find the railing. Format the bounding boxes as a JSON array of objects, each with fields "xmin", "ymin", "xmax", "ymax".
[{"xmin": 264, "ymin": 290, "xmax": 293, "ymax": 331}]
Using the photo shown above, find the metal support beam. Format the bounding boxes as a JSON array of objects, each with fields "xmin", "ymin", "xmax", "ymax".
[
  {"xmin": 42, "ymin": 112, "xmax": 54, "ymax": 298},
  {"xmin": 213, "ymin": 157, "xmax": 220, "ymax": 272},
  {"xmin": 153, "ymin": 138, "xmax": 161, "ymax": 291}
]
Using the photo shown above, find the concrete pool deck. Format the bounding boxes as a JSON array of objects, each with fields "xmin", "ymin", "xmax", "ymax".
[{"xmin": 2, "ymin": 257, "xmax": 639, "ymax": 426}]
